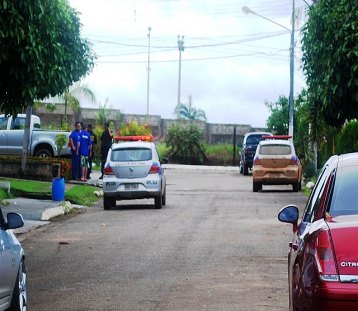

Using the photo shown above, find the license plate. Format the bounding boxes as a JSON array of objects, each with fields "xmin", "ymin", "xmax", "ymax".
[{"xmin": 125, "ymin": 184, "xmax": 138, "ymax": 190}]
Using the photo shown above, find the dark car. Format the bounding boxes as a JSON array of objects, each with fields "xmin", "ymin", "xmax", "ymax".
[
  {"xmin": 278, "ymin": 153, "xmax": 358, "ymax": 311},
  {"xmin": 239, "ymin": 132, "xmax": 272, "ymax": 175}
]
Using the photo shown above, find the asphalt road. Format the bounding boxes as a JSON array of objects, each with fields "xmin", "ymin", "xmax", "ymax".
[{"xmin": 23, "ymin": 168, "xmax": 307, "ymax": 311}]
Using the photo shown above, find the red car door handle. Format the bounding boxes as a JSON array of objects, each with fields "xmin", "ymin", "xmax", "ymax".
[{"xmin": 289, "ymin": 242, "xmax": 299, "ymax": 250}]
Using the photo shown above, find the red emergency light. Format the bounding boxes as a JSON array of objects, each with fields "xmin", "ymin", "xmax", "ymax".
[
  {"xmin": 113, "ymin": 135, "xmax": 154, "ymax": 143},
  {"xmin": 262, "ymin": 135, "xmax": 292, "ymax": 140}
]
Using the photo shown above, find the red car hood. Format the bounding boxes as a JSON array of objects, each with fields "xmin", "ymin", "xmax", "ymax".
[{"xmin": 327, "ymin": 215, "xmax": 358, "ymax": 276}]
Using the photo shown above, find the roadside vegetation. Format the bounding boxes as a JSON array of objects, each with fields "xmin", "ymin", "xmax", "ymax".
[{"xmin": 0, "ymin": 178, "xmax": 99, "ymax": 206}]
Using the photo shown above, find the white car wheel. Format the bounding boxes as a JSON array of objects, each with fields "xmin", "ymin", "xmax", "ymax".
[{"xmin": 10, "ymin": 259, "xmax": 27, "ymax": 311}]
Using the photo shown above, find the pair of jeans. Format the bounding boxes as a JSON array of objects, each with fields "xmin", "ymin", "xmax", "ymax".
[{"xmin": 71, "ymin": 150, "xmax": 81, "ymax": 180}]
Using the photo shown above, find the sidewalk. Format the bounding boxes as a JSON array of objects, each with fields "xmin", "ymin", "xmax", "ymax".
[{"xmin": 1, "ymin": 198, "xmax": 84, "ymax": 235}]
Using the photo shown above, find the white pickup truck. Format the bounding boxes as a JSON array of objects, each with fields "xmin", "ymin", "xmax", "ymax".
[{"xmin": 0, "ymin": 114, "xmax": 71, "ymax": 157}]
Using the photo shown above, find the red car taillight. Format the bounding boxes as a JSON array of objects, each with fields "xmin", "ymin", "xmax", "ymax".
[
  {"xmin": 149, "ymin": 163, "xmax": 160, "ymax": 174},
  {"xmin": 289, "ymin": 156, "xmax": 298, "ymax": 165},
  {"xmin": 313, "ymin": 229, "xmax": 339, "ymax": 281},
  {"xmin": 253, "ymin": 157, "xmax": 261, "ymax": 165},
  {"xmin": 104, "ymin": 165, "xmax": 114, "ymax": 175}
]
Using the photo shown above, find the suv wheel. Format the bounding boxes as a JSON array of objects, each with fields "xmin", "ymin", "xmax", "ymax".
[
  {"xmin": 239, "ymin": 163, "xmax": 243, "ymax": 174},
  {"xmin": 243, "ymin": 163, "xmax": 249, "ymax": 176}
]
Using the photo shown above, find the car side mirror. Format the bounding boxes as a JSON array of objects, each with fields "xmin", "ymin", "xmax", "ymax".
[
  {"xmin": 278, "ymin": 205, "xmax": 299, "ymax": 232},
  {"xmin": 161, "ymin": 157, "xmax": 169, "ymax": 164},
  {"xmin": 6, "ymin": 213, "xmax": 24, "ymax": 230}
]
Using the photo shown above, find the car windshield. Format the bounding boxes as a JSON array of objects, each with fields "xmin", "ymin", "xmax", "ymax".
[
  {"xmin": 259, "ymin": 144, "xmax": 291, "ymax": 155},
  {"xmin": 329, "ymin": 166, "xmax": 358, "ymax": 216},
  {"xmin": 246, "ymin": 135, "xmax": 265, "ymax": 145},
  {"xmin": 111, "ymin": 147, "xmax": 152, "ymax": 162}
]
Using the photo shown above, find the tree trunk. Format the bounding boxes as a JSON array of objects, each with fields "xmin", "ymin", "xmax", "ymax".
[{"xmin": 21, "ymin": 106, "xmax": 32, "ymax": 177}]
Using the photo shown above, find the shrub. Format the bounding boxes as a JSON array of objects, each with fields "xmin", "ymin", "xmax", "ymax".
[
  {"xmin": 120, "ymin": 119, "xmax": 151, "ymax": 136},
  {"xmin": 55, "ymin": 134, "xmax": 68, "ymax": 158},
  {"xmin": 156, "ymin": 143, "xmax": 169, "ymax": 160},
  {"xmin": 205, "ymin": 144, "xmax": 234, "ymax": 166},
  {"xmin": 165, "ymin": 124, "xmax": 207, "ymax": 164},
  {"xmin": 337, "ymin": 119, "xmax": 358, "ymax": 154}
]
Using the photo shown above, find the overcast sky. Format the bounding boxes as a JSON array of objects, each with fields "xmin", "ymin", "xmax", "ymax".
[{"xmin": 68, "ymin": 0, "xmax": 310, "ymax": 127}]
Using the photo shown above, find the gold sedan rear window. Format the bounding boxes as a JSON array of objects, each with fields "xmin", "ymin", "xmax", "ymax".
[{"xmin": 260, "ymin": 145, "xmax": 291, "ymax": 155}]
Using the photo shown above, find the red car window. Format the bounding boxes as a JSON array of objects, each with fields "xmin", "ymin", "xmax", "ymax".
[{"xmin": 329, "ymin": 166, "xmax": 358, "ymax": 216}]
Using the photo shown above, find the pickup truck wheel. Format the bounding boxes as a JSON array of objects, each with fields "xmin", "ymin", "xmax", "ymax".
[
  {"xmin": 243, "ymin": 163, "xmax": 249, "ymax": 176},
  {"xmin": 35, "ymin": 148, "xmax": 52, "ymax": 158}
]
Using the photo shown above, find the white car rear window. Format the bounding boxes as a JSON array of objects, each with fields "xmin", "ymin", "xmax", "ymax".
[
  {"xmin": 260, "ymin": 145, "xmax": 291, "ymax": 155},
  {"xmin": 111, "ymin": 148, "xmax": 152, "ymax": 162}
]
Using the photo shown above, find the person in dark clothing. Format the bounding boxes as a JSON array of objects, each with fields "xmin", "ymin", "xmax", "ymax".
[
  {"xmin": 69, "ymin": 122, "xmax": 82, "ymax": 180},
  {"xmin": 100, "ymin": 122, "xmax": 114, "ymax": 179},
  {"xmin": 86, "ymin": 124, "xmax": 97, "ymax": 179}
]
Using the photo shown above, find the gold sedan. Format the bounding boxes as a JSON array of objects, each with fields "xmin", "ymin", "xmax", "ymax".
[{"xmin": 252, "ymin": 137, "xmax": 302, "ymax": 192}]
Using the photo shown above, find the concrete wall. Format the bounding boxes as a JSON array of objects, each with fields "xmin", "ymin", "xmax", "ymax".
[{"xmin": 34, "ymin": 104, "xmax": 267, "ymax": 144}]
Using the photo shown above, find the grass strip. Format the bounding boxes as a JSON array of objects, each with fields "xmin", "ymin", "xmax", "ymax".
[
  {"xmin": 64, "ymin": 185, "xmax": 99, "ymax": 207},
  {"xmin": 0, "ymin": 178, "xmax": 99, "ymax": 206}
]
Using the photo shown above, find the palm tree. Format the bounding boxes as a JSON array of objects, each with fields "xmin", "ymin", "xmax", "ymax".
[
  {"xmin": 174, "ymin": 96, "xmax": 207, "ymax": 121},
  {"xmin": 62, "ymin": 81, "xmax": 96, "ymax": 124}
]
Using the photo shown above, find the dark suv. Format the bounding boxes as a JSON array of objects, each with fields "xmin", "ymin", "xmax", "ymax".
[{"xmin": 239, "ymin": 132, "xmax": 272, "ymax": 175}]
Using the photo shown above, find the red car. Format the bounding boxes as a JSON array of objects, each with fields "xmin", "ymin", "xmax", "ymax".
[{"xmin": 278, "ymin": 153, "xmax": 358, "ymax": 311}]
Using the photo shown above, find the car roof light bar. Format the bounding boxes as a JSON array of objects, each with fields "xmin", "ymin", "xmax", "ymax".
[
  {"xmin": 113, "ymin": 135, "xmax": 154, "ymax": 143},
  {"xmin": 262, "ymin": 135, "xmax": 292, "ymax": 140}
]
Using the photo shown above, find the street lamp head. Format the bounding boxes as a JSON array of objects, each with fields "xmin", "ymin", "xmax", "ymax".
[{"xmin": 242, "ymin": 6, "xmax": 254, "ymax": 15}]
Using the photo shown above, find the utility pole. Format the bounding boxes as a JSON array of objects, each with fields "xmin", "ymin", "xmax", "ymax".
[
  {"xmin": 288, "ymin": 0, "xmax": 295, "ymax": 137},
  {"xmin": 242, "ymin": 2, "xmax": 295, "ymax": 137},
  {"xmin": 177, "ymin": 35, "xmax": 184, "ymax": 107},
  {"xmin": 146, "ymin": 26, "xmax": 151, "ymax": 116}
]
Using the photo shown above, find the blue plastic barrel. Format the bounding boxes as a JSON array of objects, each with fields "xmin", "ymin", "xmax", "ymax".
[{"xmin": 52, "ymin": 177, "xmax": 65, "ymax": 201}]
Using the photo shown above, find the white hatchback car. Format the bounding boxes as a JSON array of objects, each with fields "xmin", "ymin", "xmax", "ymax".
[
  {"xmin": 0, "ymin": 208, "xmax": 27, "ymax": 311},
  {"xmin": 102, "ymin": 141, "xmax": 166, "ymax": 210}
]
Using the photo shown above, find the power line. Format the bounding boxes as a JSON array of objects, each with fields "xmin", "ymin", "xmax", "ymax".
[
  {"xmin": 90, "ymin": 30, "xmax": 287, "ymax": 50},
  {"xmin": 96, "ymin": 51, "xmax": 288, "ymax": 64}
]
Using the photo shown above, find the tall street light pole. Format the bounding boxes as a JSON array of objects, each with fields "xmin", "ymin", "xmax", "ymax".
[
  {"xmin": 177, "ymin": 35, "xmax": 184, "ymax": 107},
  {"xmin": 146, "ymin": 26, "xmax": 151, "ymax": 117},
  {"xmin": 242, "ymin": 2, "xmax": 295, "ymax": 137},
  {"xmin": 288, "ymin": 0, "xmax": 295, "ymax": 138}
]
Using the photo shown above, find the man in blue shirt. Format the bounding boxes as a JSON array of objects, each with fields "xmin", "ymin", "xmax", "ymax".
[
  {"xmin": 79, "ymin": 126, "xmax": 92, "ymax": 182},
  {"xmin": 69, "ymin": 122, "xmax": 82, "ymax": 180}
]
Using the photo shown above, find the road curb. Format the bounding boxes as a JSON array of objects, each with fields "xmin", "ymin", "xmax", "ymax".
[
  {"xmin": 41, "ymin": 205, "xmax": 66, "ymax": 221},
  {"xmin": 162, "ymin": 164, "xmax": 240, "ymax": 172}
]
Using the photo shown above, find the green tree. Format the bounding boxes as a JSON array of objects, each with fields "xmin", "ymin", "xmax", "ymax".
[
  {"xmin": 301, "ymin": 0, "xmax": 358, "ymax": 127},
  {"xmin": 174, "ymin": 96, "xmax": 207, "ymax": 121},
  {"xmin": 0, "ymin": 0, "xmax": 95, "ymax": 175},
  {"xmin": 62, "ymin": 82, "xmax": 96, "ymax": 124},
  {"xmin": 336, "ymin": 120, "xmax": 358, "ymax": 154},
  {"xmin": 265, "ymin": 95, "xmax": 289, "ymax": 134}
]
